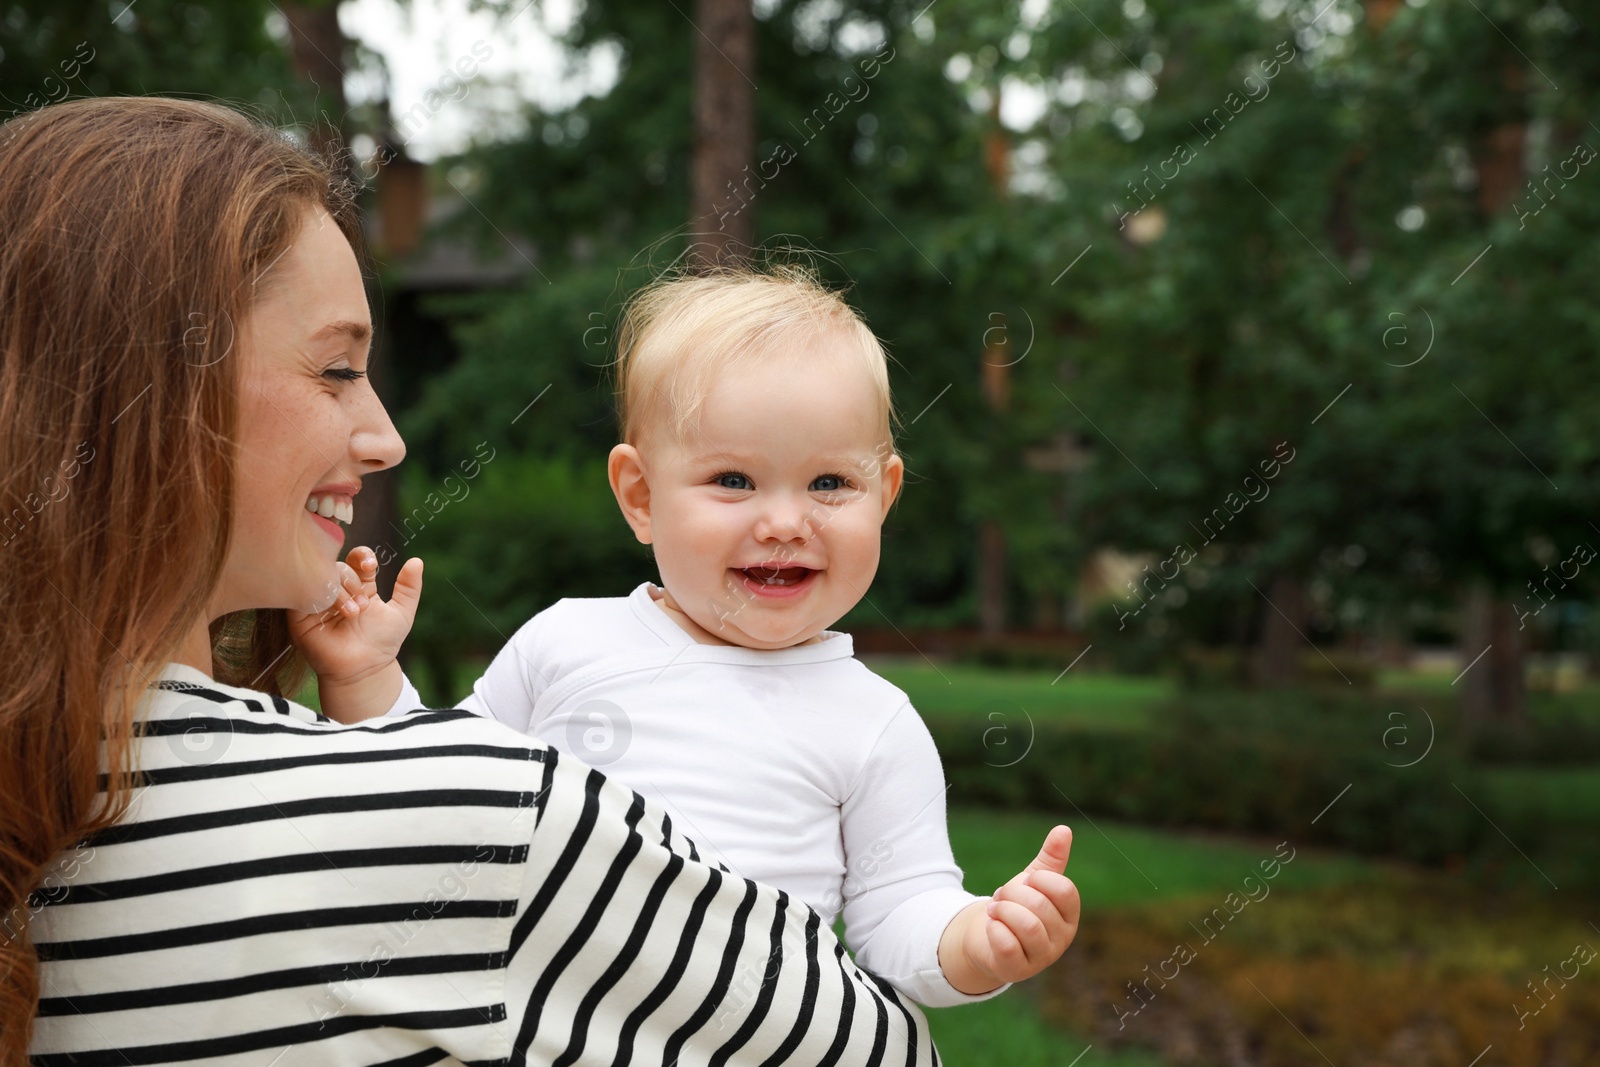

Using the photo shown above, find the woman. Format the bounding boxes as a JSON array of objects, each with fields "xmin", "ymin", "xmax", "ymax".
[{"xmin": 0, "ymin": 97, "xmax": 977, "ymax": 1064}]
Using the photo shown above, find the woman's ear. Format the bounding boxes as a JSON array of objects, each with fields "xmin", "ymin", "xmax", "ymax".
[
  {"xmin": 879, "ymin": 452, "xmax": 905, "ymax": 519},
  {"xmin": 608, "ymin": 443, "xmax": 653, "ymax": 544}
]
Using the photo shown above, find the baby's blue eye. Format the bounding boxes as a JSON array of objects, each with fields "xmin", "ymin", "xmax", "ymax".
[
  {"xmin": 811, "ymin": 475, "xmax": 846, "ymax": 492},
  {"xmin": 716, "ymin": 472, "xmax": 753, "ymax": 490}
]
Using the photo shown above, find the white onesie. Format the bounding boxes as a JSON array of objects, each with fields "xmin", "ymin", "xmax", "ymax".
[{"xmin": 409, "ymin": 581, "xmax": 1008, "ymax": 1008}]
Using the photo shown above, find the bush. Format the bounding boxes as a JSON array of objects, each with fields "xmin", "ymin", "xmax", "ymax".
[
  {"xmin": 927, "ymin": 687, "xmax": 1600, "ymax": 890},
  {"xmin": 1463, "ymin": 700, "xmax": 1600, "ymax": 765}
]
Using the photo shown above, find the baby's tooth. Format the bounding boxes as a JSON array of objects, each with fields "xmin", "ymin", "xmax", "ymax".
[
  {"xmin": 306, "ymin": 497, "xmax": 318, "ymax": 512},
  {"xmin": 317, "ymin": 497, "xmax": 336, "ymax": 519},
  {"xmin": 337, "ymin": 501, "xmax": 353, "ymax": 524}
]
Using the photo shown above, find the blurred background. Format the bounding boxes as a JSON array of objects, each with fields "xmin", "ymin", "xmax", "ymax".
[{"xmin": 7, "ymin": 0, "xmax": 1599, "ymax": 1061}]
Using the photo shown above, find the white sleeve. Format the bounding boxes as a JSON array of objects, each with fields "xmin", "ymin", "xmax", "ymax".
[
  {"xmin": 380, "ymin": 671, "xmax": 428, "ymax": 718},
  {"xmin": 839, "ymin": 702, "xmax": 1012, "ymax": 1008},
  {"xmin": 453, "ymin": 609, "xmax": 557, "ymax": 733}
]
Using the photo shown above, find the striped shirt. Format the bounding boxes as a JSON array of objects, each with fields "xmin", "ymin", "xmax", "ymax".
[{"xmin": 28, "ymin": 663, "xmax": 940, "ymax": 1066}]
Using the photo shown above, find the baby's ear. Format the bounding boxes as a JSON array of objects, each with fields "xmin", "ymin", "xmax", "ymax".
[
  {"xmin": 607, "ymin": 443, "xmax": 654, "ymax": 544},
  {"xmin": 879, "ymin": 452, "xmax": 905, "ymax": 517}
]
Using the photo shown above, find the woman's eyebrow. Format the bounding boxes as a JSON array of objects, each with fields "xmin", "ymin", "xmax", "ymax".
[{"xmin": 310, "ymin": 319, "xmax": 372, "ymax": 345}]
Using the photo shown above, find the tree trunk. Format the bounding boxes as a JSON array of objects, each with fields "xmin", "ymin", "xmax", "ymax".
[
  {"xmin": 974, "ymin": 83, "xmax": 1010, "ymax": 640},
  {"xmin": 1472, "ymin": 59, "xmax": 1526, "ymax": 217},
  {"xmin": 1253, "ymin": 573, "xmax": 1307, "ymax": 687},
  {"xmin": 281, "ymin": 1, "xmax": 348, "ymax": 161},
  {"xmin": 689, "ymin": 0, "xmax": 755, "ymax": 264},
  {"xmin": 978, "ymin": 521, "xmax": 1007, "ymax": 637},
  {"xmin": 1459, "ymin": 584, "xmax": 1526, "ymax": 723}
]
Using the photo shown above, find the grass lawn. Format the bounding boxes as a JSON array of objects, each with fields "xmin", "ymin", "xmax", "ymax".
[
  {"xmin": 923, "ymin": 808, "xmax": 1383, "ymax": 1066},
  {"xmin": 865, "ymin": 662, "xmax": 1170, "ymax": 733},
  {"xmin": 926, "ymin": 981, "xmax": 1169, "ymax": 1067},
  {"xmin": 873, "ymin": 661, "xmax": 1600, "ymax": 730},
  {"xmin": 945, "ymin": 808, "xmax": 1379, "ymax": 908}
]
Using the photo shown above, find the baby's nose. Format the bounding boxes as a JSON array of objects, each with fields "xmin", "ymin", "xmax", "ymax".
[{"xmin": 754, "ymin": 497, "xmax": 815, "ymax": 542}]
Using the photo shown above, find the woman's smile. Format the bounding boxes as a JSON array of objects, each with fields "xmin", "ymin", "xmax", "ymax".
[{"xmin": 305, "ymin": 486, "xmax": 358, "ymax": 547}]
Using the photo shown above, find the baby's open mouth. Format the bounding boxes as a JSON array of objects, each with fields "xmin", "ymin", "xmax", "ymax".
[{"xmin": 739, "ymin": 566, "xmax": 815, "ymax": 587}]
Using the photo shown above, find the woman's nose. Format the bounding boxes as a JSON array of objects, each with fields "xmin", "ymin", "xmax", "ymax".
[{"xmin": 352, "ymin": 385, "xmax": 406, "ymax": 472}]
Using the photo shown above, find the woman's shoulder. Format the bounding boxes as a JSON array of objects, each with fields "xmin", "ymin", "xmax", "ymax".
[
  {"xmin": 33, "ymin": 667, "xmax": 569, "ymax": 1064},
  {"xmin": 136, "ymin": 663, "xmax": 557, "ymax": 796}
]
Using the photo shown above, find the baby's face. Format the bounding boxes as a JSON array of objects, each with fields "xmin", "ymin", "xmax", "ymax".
[{"xmin": 631, "ymin": 336, "xmax": 903, "ymax": 649}]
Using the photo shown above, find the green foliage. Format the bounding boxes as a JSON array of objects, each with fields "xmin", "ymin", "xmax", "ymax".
[
  {"xmin": 396, "ymin": 451, "xmax": 651, "ymax": 700},
  {"xmin": 1, "ymin": 1, "xmax": 309, "ymax": 124},
  {"xmin": 928, "ymin": 685, "xmax": 1600, "ymax": 890},
  {"xmin": 423, "ymin": 0, "xmax": 1600, "ymax": 647},
  {"xmin": 427, "ymin": 0, "xmax": 1085, "ymax": 627}
]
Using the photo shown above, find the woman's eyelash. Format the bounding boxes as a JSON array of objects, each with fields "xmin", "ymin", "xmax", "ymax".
[{"xmin": 324, "ymin": 366, "xmax": 366, "ymax": 382}]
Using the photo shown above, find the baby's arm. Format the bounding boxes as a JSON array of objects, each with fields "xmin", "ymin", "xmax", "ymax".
[
  {"xmin": 839, "ymin": 703, "xmax": 1079, "ymax": 1005},
  {"xmin": 445, "ymin": 609, "xmax": 555, "ymax": 731},
  {"xmin": 287, "ymin": 547, "xmax": 424, "ymax": 722}
]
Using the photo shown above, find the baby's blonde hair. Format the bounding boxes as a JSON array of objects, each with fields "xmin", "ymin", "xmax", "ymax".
[{"xmin": 612, "ymin": 264, "xmax": 897, "ymax": 451}]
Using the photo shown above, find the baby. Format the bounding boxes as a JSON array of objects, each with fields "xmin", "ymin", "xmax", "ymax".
[{"xmin": 294, "ymin": 266, "xmax": 1079, "ymax": 1008}]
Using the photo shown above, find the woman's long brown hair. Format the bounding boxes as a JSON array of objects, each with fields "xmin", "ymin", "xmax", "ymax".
[{"xmin": 0, "ymin": 97, "xmax": 362, "ymax": 1060}]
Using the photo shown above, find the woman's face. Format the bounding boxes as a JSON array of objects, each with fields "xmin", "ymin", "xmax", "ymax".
[{"xmin": 214, "ymin": 207, "xmax": 404, "ymax": 618}]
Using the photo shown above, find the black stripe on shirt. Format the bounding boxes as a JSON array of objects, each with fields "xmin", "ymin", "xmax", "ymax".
[
  {"xmin": 36, "ymin": 898, "xmax": 517, "ymax": 961},
  {"xmin": 653, "ymin": 801, "xmax": 700, "ymax": 863},
  {"xmin": 761, "ymin": 908, "xmax": 823, "ymax": 1066},
  {"xmin": 605, "ymin": 866, "xmax": 725, "ymax": 1067},
  {"xmin": 659, "ymin": 876, "xmax": 760, "ymax": 1065},
  {"xmin": 131, "ymin": 709, "xmax": 486, "ymax": 739},
  {"xmin": 863, "ymin": 967, "xmax": 923, "ymax": 1067},
  {"xmin": 506, "ymin": 766, "xmax": 604, "ymax": 961},
  {"xmin": 43, "ymin": 844, "xmax": 529, "ymax": 907},
  {"xmin": 854, "ymin": 969, "xmax": 890, "ymax": 1067},
  {"xmin": 533, "ymin": 745, "xmax": 557, "ymax": 828},
  {"xmin": 517, "ymin": 787, "xmax": 647, "ymax": 1045},
  {"xmin": 85, "ymin": 789, "xmax": 536, "ymax": 848},
  {"xmin": 107, "ymin": 742, "xmax": 549, "ymax": 790},
  {"xmin": 370, "ymin": 1048, "xmax": 454, "ymax": 1067},
  {"xmin": 549, "ymin": 850, "xmax": 688, "ymax": 1067},
  {"xmin": 29, "ymin": 1007, "xmax": 508, "ymax": 1067},
  {"xmin": 36, "ymin": 951, "xmax": 505, "ymax": 1016},
  {"xmin": 708, "ymin": 889, "xmax": 788, "ymax": 1065},
  {"xmin": 814, "ymin": 938, "xmax": 856, "ymax": 1067},
  {"xmin": 152, "ymin": 682, "xmax": 268, "ymax": 716}
]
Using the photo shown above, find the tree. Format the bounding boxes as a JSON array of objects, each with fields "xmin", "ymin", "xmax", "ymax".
[
  {"xmin": 1, "ymin": 1, "xmax": 305, "ymax": 117},
  {"xmin": 690, "ymin": 0, "xmax": 757, "ymax": 260},
  {"xmin": 1016, "ymin": 0, "xmax": 1599, "ymax": 713}
]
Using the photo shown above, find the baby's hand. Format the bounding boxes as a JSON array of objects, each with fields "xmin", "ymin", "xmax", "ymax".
[
  {"xmin": 940, "ymin": 825, "xmax": 1079, "ymax": 993},
  {"xmin": 288, "ymin": 547, "xmax": 423, "ymax": 721}
]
